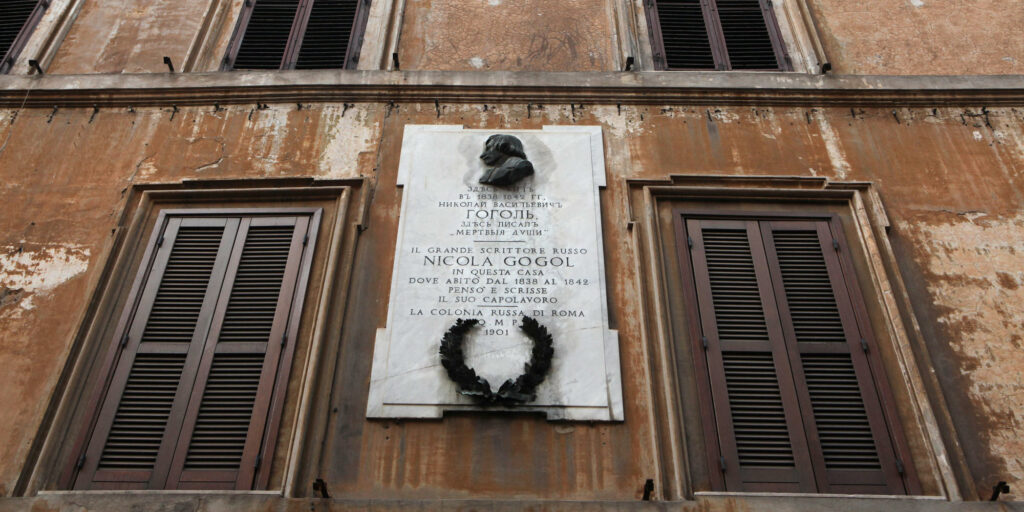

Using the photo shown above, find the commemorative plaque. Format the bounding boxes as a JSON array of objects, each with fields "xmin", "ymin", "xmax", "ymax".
[{"xmin": 367, "ymin": 125, "xmax": 623, "ymax": 421}]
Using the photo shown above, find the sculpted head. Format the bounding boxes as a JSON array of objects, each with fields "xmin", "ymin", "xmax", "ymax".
[
  {"xmin": 480, "ymin": 134, "xmax": 527, "ymax": 166},
  {"xmin": 478, "ymin": 134, "xmax": 535, "ymax": 187}
]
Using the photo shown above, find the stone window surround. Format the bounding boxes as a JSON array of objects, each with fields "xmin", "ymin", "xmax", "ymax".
[
  {"xmin": 16, "ymin": 178, "xmax": 369, "ymax": 497},
  {"xmin": 623, "ymin": 0, "xmax": 830, "ymax": 73},
  {"xmin": 625, "ymin": 175, "xmax": 969, "ymax": 500}
]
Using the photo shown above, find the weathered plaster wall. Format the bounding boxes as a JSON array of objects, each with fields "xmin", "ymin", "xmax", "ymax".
[
  {"xmin": 0, "ymin": 100, "xmax": 1022, "ymax": 501},
  {"xmin": 811, "ymin": 0, "xmax": 1024, "ymax": 75},
  {"xmin": 0, "ymin": 102, "xmax": 382, "ymax": 494},
  {"xmin": 362, "ymin": 0, "xmax": 616, "ymax": 72},
  {"xmin": 29, "ymin": 0, "xmax": 1024, "ymax": 75},
  {"xmin": 46, "ymin": 0, "xmax": 214, "ymax": 74}
]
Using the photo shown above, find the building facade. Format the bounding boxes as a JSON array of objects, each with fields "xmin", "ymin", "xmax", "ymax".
[{"xmin": 0, "ymin": 0, "xmax": 1023, "ymax": 510}]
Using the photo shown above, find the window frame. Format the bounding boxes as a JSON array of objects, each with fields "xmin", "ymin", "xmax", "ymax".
[
  {"xmin": 643, "ymin": 0, "xmax": 792, "ymax": 71},
  {"xmin": 68, "ymin": 208, "xmax": 321, "ymax": 491},
  {"xmin": 672, "ymin": 210, "xmax": 917, "ymax": 494},
  {"xmin": 16, "ymin": 180, "xmax": 367, "ymax": 497},
  {"xmin": 1, "ymin": 0, "xmax": 48, "ymax": 74},
  {"xmin": 223, "ymin": 0, "xmax": 372, "ymax": 71},
  {"xmin": 624, "ymin": 176, "xmax": 967, "ymax": 500}
]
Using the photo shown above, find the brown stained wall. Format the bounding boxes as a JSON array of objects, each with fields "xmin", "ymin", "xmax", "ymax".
[
  {"xmin": 46, "ymin": 0, "xmax": 215, "ymax": 74},
  {"xmin": 29, "ymin": 0, "xmax": 1024, "ymax": 75},
  {"xmin": 0, "ymin": 103, "xmax": 382, "ymax": 494},
  {"xmin": 810, "ymin": 0, "xmax": 1024, "ymax": 75},
  {"xmin": 0, "ymin": 101, "xmax": 1023, "ymax": 500},
  {"xmin": 396, "ymin": 0, "xmax": 617, "ymax": 71}
]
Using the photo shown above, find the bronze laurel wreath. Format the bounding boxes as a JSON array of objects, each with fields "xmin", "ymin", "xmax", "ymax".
[{"xmin": 439, "ymin": 316, "xmax": 554, "ymax": 405}]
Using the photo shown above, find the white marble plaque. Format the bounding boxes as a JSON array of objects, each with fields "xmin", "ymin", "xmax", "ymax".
[{"xmin": 367, "ymin": 125, "xmax": 623, "ymax": 421}]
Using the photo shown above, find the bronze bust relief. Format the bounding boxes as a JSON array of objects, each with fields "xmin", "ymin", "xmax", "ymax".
[{"xmin": 479, "ymin": 134, "xmax": 534, "ymax": 187}]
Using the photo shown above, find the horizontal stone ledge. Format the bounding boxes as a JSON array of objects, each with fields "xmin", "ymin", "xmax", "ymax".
[
  {"xmin": 8, "ymin": 493, "xmax": 1017, "ymax": 512},
  {"xmin": 0, "ymin": 70, "xmax": 1022, "ymax": 108}
]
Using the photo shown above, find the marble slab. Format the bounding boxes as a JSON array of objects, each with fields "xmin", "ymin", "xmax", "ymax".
[{"xmin": 366, "ymin": 125, "xmax": 623, "ymax": 421}]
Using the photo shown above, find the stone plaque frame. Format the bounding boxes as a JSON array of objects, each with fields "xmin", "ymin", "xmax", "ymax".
[{"xmin": 367, "ymin": 125, "xmax": 623, "ymax": 421}]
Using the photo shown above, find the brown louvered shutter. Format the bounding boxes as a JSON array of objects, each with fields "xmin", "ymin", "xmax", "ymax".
[
  {"xmin": 1, "ymin": 0, "xmax": 47, "ymax": 74},
  {"xmin": 686, "ymin": 219, "xmax": 816, "ymax": 492},
  {"xmin": 680, "ymin": 215, "xmax": 912, "ymax": 494},
  {"xmin": 75, "ymin": 218, "xmax": 239, "ymax": 489},
  {"xmin": 165, "ymin": 217, "xmax": 311, "ymax": 490},
  {"xmin": 295, "ymin": 0, "xmax": 366, "ymax": 70},
  {"xmin": 647, "ymin": 0, "xmax": 717, "ymax": 70},
  {"xmin": 645, "ymin": 0, "xmax": 790, "ymax": 70},
  {"xmin": 74, "ymin": 212, "xmax": 318, "ymax": 490},
  {"xmin": 227, "ymin": 0, "xmax": 368, "ymax": 70},
  {"xmin": 230, "ymin": 0, "xmax": 305, "ymax": 70},
  {"xmin": 760, "ymin": 220, "xmax": 906, "ymax": 494}
]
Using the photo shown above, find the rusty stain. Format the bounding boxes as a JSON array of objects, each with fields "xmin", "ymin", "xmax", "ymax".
[
  {"xmin": 810, "ymin": 0, "xmax": 1024, "ymax": 75},
  {"xmin": 398, "ymin": 0, "xmax": 615, "ymax": 72}
]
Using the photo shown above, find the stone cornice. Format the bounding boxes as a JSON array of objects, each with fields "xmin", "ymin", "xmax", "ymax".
[{"xmin": 0, "ymin": 70, "xmax": 1022, "ymax": 108}]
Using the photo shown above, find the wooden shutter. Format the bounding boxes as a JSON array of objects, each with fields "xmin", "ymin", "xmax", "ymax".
[
  {"xmin": 760, "ymin": 221, "xmax": 906, "ymax": 494},
  {"xmin": 74, "ymin": 212, "xmax": 318, "ymax": 490},
  {"xmin": 686, "ymin": 219, "xmax": 816, "ymax": 491},
  {"xmin": 1, "ymin": 0, "xmax": 47, "ymax": 74},
  {"xmin": 227, "ymin": 0, "xmax": 368, "ymax": 70},
  {"xmin": 714, "ymin": 0, "xmax": 785, "ymax": 70},
  {"xmin": 647, "ymin": 0, "xmax": 717, "ymax": 70},
  {"xmin": 645, "ymin": 0, "xmax": 789, "ymax": 70},
  {"xmin": 230, "ymin": 0, "xmax": 305, "ymax": 70},
  {"xmin": 680, "ymin": 214, "xmax": 912, "ymax": 494},
  {"xmin": 295, "ymin": 0, "xmax": 366, "ymax": 70}
]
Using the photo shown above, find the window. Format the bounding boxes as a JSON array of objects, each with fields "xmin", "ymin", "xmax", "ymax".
[
  {"xmin": 675, "ymin": 212, "xmax": 915, "ymax": 493},
  {"xmin": 644, "ymin": 0, "xmax": 790, "ymax": 71},
  {"xmin": 0, "ymin": 0, "xmax": 47, "ymax": 74},
  {"xmin": 72, "ymin": 209, "xmax": 320, "ymax": 490},
  {"xmin": 225, "ymin": 0, "xmax": 370, "ymax": 70}
]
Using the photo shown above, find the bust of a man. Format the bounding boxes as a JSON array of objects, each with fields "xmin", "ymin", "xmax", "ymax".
[{"xmin": 479, "ymin": 134, "xmax": 534, "ymax": 187}]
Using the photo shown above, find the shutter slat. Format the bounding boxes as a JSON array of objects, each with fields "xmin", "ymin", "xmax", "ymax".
[
  {"xmin": 704, "ymin": 228, "xmax": 794, "ymax": 469},
  {"xmin": 233, "ymin": 0, "xmax": 302, "ymax": 70},
  {"xmin": 95, "ymin": 225, "xmax": 226, "ymax": 473},
  {"xmin": 0, "ymin": 0, "xmax": 38, "ymax": 66},
  {"xmin": 802, "ymin": 353, "xmax": 882, "ymax": 471},
  {"xmin": 182, "ymin": 225, "xmax": 296, "ymax": 473},
  {"xmin": 771, "ymin": 228, "xmax": 883, "ymax": 473},
  {"xmin": 295, "ymin": 0, "xmax": 360, "ymax": 69},
  {"xmin": 715, "ymin": 0, "xmax": 780, "ymax": 69},
  {"xmin": 97, "ymin": 354, "xmax": 186, "ymax": 470},
  {"xmin": 655, "ymin": 0, "xmax": 715, "ymax": 69},
  {"xmin": 140, "ymin": 227, "xmax": 224, "ymax": 345},
  {"xmin": 764, "ymin": 222, "xmax": 907, "ymax": 494},
  {"xmin": 772, "ymin": 231, "xmax": 847, "ymax": 343},
  {"xmin": 183, "ymin": 354, "xmax": 265, "ymax": 470}
]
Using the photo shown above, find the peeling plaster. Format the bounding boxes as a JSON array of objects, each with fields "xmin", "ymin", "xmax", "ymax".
[
  {"xmin": 316, "ymin": 105, "xmax": 379, "ymax": 179},
  {"xmin": 900, "ymin": 214, "xmax": 1024, "ymax": 490},
  {"xmin": 813, "ymin": 109, "xmax": 851, "ymax": 179},
  {"xmin": 0, "ymin": 244, "xmax": 90, "ymax": 318}
]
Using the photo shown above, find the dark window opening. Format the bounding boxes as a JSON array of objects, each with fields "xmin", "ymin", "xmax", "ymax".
[
  {"xmin": 71, "ymin": 211, "xmax": 320, "ymax": 490},
  {"xmin": 226, "ymin": 0, "xmax": 370, "ymax": 71},
  {"xmin": 645, "ymin": 0, "xmax": 791, "ymax": 71},
  {"xmin": 676, "ymin": 214, "xmax": 917, "ymax": 494},
  {"xmin": 1, "ymin": 0, "xmax": 48, "ymax": 74}
]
